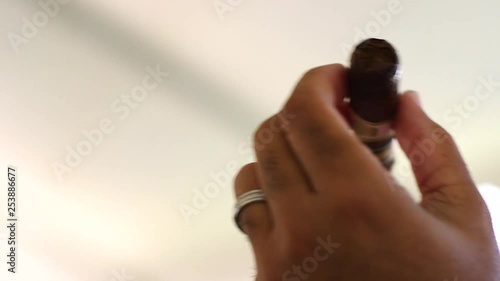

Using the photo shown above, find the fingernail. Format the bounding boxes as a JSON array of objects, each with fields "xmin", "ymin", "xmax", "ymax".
[{"xmin": 406, "ymin": 91, "xmax": 421, "ymax": 107}]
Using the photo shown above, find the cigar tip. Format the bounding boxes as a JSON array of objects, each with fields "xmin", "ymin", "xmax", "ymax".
[
  {"xmin": 348, "ymin": 38, "xmax": 400, "ymax": 123},
  {"xmin": 351, "ymin": 38, "xmax": 399, "ymax": 77}
]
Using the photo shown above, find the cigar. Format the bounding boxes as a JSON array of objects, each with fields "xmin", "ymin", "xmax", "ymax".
[{"xmin": 347, "ymin": 38, "xmax": 401, "ymax": 170}]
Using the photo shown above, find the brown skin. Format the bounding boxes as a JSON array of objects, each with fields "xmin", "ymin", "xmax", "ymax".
[{"xmin": 234, "ymin": 64, "xmax": 500, "ymax": 281}]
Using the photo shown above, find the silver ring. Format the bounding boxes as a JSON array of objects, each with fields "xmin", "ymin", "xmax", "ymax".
[{"xmin": 234, "ymin": 190, "xmax": 266, "ymax": 232}]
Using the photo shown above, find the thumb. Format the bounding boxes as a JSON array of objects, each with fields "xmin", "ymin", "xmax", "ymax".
[{"xmin": 394, "ymin": 91, "xmax": 485, "ymax": 222}]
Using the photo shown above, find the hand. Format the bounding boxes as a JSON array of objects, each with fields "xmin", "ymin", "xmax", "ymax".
[{"xmin": 234, "ymin": 64, "xmax": 500, "ymax": 281}]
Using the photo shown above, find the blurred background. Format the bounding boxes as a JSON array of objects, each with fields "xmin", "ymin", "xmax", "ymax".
[{"xmin": 0, "ymin": 0, "xmax": 499, "ymax": 280}]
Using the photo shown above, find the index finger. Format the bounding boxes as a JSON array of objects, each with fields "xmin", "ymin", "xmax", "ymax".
[
  {"xmin": 281, "ymin": 64, "xmax": 386, "ymax": 191},
  {"xmin": 286, "ymin": 64, "xmax": 348, "ymax": 112}
]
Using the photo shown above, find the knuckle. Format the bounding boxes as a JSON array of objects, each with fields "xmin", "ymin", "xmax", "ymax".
[
  {"xmin": 283, "ymin": 68, "xmax": 325, "ymax": 117},
  {"xmin": 406, "ymin": 122, "xmax": 457, "ymax": 166},
  {"xmin": 430, "ymin": 123, "xmax": 454, "ymax": 145},
  {"xmin": 253, "ymin": 123, "xmax": 289, "ymax": 190},
  {"xmin": 251, "ymin": 116, "xmax": 290, "ymax": 191},
  {"xmin": 303, "ymin": 66, "xmax": 326, "ymax": 80},
  {"xmin": 259, "ymin": 154, "xmax": 288, "ymax": 191},
  {"xmin": 283, "ymin": 95, "xmax": 307, "ymax": 123},
  {"xmin": 253, "ymin": 116, "xmax": 280, "ymax": 152},
  {"xmin": 239, "ymin": 210, "xmax": 264, "ymax": 233},
  {"xmin": 259, "ymin": 150, "xmax": 280, "ymax": 173},
  {"xmin": 234, "ymin": 163, "xmax": 257, "ymax": 190},
  {"xmin": 284, "ymin": 64, "xmax": 343, "ymax": 119}
]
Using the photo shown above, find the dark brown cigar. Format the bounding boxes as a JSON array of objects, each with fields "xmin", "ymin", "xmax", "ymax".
[{"xmin": 347, "ymin": 38, "xmax": 400, "ymax": 169}]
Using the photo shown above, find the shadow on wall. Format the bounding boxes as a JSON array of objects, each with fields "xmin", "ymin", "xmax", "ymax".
[{"xmin": 17, "ymin": 0, "xmax": 264, "ymax": 135}]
